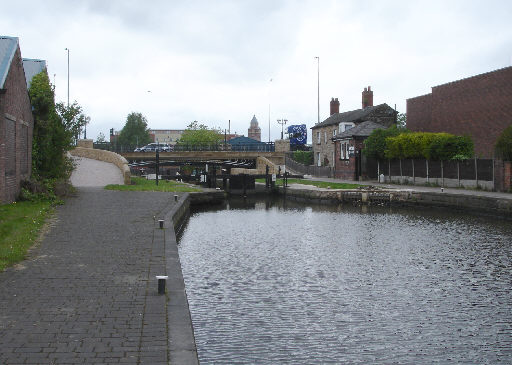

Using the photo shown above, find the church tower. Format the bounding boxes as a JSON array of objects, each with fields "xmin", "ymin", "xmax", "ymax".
[{"xmin": 248, "ymin": 115, "xmax": 261, "ymax": 141}]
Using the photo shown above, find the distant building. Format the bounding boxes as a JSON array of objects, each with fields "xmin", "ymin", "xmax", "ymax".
[
  {"xmin": 149, "ymin": 129, "xmax": 185, "ymax": 146},
  {"xmin": 311, "ymin": 87, "xmax": 396, "ymax": 168},
  {"xmin": 406, "ymin": 66, "xmax": 512, "ymax": 157},
  {"xmin": 0, "ymin": 36, "xmax": 38, "ymax": 203},
  {"xmin": 248, "ymin": 115, "xmax": 261, "ymax": 141}
]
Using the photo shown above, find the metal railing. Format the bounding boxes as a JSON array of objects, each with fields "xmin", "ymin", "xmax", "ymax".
[{"xmin": 93, "ymin": 142, "xmax": 275, "ymax": 153}]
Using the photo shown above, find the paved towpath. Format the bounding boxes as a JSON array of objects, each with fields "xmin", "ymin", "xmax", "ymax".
[
  {"xmin": 70, "ymin": 156, "xmax": 124, "ymax": 187},
  {"xmin": 0, "ymin": 158, "xmax": 198, "ymax": 364}
]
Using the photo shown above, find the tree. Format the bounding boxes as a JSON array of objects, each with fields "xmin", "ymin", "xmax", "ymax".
[
  {"xmin": 176, "ymin": 121, "xmax": 222, "ymax": 146},
  {"xmin": 29, "ymin": 72, "xmax": 73, "ymax": 179},
  {"xmin": 96, "ymin": 132, "xmax": 106, "ymax": 143},
  {"xmin": 397, "ymin": 113, "xmax": 407, "ymax": 129},
  {"xmin": 118, "ymin": 112, "xmax": 151, "ymax": 146},
  {"xmin": 55, "ymin": 102, "xmax": 90, "ymax": 143},
  {"xmin": 495, "ymin": 125, "xmax": 512, "ymax": 161},
  {"xmin": 363, "ymin": 125, "xmax": 402, "ymax": 160}
]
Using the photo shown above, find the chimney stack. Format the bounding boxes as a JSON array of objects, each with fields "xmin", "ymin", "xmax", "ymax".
[
  {"xmin": 330, "ymin": 97, "xmax": 340, "ymax": 115},
  {"xmin": 362, "ymin": 86, "xmax": 373, "ymax": 108}
]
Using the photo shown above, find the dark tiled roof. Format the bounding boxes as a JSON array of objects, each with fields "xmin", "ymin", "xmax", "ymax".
[
  {"xmin": 335, "ymin": 121, "xmax": 387, "ymax": 139},
  {"xmin": 311, "ymin": 103, "xmax": 394, "ymax": 129}
]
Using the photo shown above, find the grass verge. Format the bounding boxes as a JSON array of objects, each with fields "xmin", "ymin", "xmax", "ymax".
[
  {"xmin": 105, "ymin": 176, "xmax": 202, "ymax": 192},
  {"xmin": 0, "ymin": 201, "xmax": 53, "ymax": 272},
  {"xmin": 256, "ymin": 178, "xmax": 364, "ymax": 189}
]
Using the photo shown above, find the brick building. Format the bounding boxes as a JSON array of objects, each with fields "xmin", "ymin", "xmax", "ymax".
[
  {"xmin": 0, "ymin": 36, "xmax": 35, "ymax": 203},
  {"xmin": 407, "ymin": 66, "xmax": 512, "ymax": 157},
  {"xmin": 311, "ymin": 87, "xmax": 395, "ymax": 168}
]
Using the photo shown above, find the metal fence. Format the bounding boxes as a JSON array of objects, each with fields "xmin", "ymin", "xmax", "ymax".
[
  {"xmin": 285, "ymin": 155, "xmax": 333, "ymax": 177},
  {"xmin": 93, "ymin": 142, "xmax": 275, "ymax": 153}
]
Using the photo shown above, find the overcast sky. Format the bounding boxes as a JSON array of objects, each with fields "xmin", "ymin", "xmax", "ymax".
[{"xmin": 3, "ymin": 0, "xmax": 511, "ymax": 143}]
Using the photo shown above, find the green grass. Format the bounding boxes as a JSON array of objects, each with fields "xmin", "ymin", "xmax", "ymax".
[
  {"xmin": 105, "ymin": 176, "xmax": 202, "ymax": 192},
  {"xmin": 0, "ymin": 201, "xmax": 53, "ymax": 271},
  {"xmin": 256, "ymin": 178, "xmax": 364, "ymax": 189}
]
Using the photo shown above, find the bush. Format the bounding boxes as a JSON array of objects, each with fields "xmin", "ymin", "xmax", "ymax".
[
  {"xmin": 384, "ymin": 132, "xmax": 474, "ymax": 160},
  {"xmin": 363, "ymin": 126, "xmax": 403, "ymax": 160},
  {"xmin": 495, "ymin": 125, "xmax": 512, "ymax": 161},
  {"xmin": 292, "ymin": 150, "xmax": 313, "ymax": 165}
]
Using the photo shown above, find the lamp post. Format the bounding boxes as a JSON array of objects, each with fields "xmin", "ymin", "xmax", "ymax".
[
  {"xmin": 277, "ymin": 119, "xmax": 288, "ymax": 140},
  {"xmin": 268, "ymin": 78, "xmax": 272, "ymax": 143},
  {"xmin": 65, "ymin": 48, "xmax": 70, "ymax": 107},
  {"xmin": 314, "ymin": 56, "xmax": 319, "ymax": 125}
]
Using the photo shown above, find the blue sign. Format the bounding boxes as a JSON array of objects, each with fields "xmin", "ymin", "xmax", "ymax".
[{"xmin": 287, "ymin": 124, "xmax": 307, "ymax": 145}]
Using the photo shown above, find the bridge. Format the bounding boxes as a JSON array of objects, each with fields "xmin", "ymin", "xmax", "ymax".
[{"xmin": 121, "ymin": 151, "xmax": 285, "ymax": 165}]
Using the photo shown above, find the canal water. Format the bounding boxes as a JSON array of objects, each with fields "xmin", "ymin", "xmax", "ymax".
[{"xmin": 178, "ymin": 197, "xmax": 512, "ymax": 364}]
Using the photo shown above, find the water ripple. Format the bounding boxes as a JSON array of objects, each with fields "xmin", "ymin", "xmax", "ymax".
[{"xmin": 179, "ymin": 200, "xmax": 512, "ymax": 364}]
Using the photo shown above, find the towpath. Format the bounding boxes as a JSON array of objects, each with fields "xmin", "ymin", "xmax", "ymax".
[{"xmin": 0, "ymin": 158, "xmax": 197, "ymax": 364}]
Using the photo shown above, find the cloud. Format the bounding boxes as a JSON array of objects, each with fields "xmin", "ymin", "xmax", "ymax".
[{"xmin": 2, "ymin": 0, "xmax": 511, "ymax": 143}]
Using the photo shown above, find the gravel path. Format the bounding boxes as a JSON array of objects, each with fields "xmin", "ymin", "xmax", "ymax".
[{"xmin": 70, "ymin": 156, "xmax": 124, "ymax": 187}]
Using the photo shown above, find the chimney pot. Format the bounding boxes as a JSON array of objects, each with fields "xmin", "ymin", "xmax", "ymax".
[
  {"xmin": 330, "ymin": 97, "xmax": 340, "ymax": 116},
  {"xmin": 362, "ymin": 86, "xmax": 374, "ymax": 108}
]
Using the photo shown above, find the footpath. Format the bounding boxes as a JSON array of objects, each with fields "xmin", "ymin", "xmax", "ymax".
[{"xmin": 0, "ymin": 158, "xmax": 198, "ymax": 364}]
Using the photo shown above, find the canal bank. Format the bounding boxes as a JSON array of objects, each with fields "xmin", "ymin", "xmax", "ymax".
[{"xmin": 272, "ymin": 185, "xmax": 512, "ymax": 219}]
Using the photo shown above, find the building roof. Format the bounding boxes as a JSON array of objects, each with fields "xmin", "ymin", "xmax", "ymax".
[
  {"xmin": 334, "ymin": 121, "xmax": 387, "ymax": 140},
  {"xmin": 227, "ymin": 136, "xmax": 265, "ymax": 145},
  {"xmin": 311, "ymin": 103, "xmax": 394, "ymax": 129},
  {"xmin": 0, "ymin": 36, "xmax": 19, "ymax": 88},
  {"xmin": 22, "ymin": 58, "xmax": 46, "ymax": 89}
]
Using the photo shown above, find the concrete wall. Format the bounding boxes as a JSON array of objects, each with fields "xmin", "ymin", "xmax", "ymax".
[
  {"xmin": 278, "ymin": 186, "xmax": 512, "ymax": 219},
  {"xmin": 70, "ymin": 146, "xmax": 131, "ymax": 185}
]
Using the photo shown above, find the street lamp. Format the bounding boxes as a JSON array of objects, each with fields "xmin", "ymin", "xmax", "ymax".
[
  {"xmin": 277, "ymin": 118, "xmax": 288, "ymax": 140},
  {"xmin": 314, "ymin": 56, "xmax": 319, "ymax": 125},
  {"xmin": 65, "ymin": 48, "xmax": 70, "ymax": 106}
]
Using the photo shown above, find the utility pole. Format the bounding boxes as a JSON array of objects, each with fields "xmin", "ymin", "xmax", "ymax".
[
  {"xmin": 314, "ymin": 56, "xmax": 320, "ymax": 124},
  {"xmin": 65, "ymin": 48, "xmax": 70, "ymax": 106}
]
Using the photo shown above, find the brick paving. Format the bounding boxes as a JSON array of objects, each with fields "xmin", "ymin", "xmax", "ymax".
[{"xmin": 0, "ymin": 188, "xmax": 197, "ymax": 364}]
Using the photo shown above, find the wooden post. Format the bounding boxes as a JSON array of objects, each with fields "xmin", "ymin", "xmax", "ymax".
[
  {"xmin": 457, "ymin": 161, "xmax": 460, "ymax": 187},
  {"xmin": 426, "ymin": 160, "xmax": 429, "ymax": 184},
  {"xmin": 475, "ymin": 157, "xmax": 478, "ymax": 188},
  {"xmin": 441, "ymin": 160, "xmax": 444, "ymax": 187},
  {"xmin": 412, "ymin": 159, "xmax": 415, "ymax": 185}
]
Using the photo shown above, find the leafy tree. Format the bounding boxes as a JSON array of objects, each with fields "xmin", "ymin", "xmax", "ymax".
[
  {"xmin": 397, "ymin": 113, "xmax": 407, "ymax": 129},
  {"xmin": 118, "ymin": 112, "xmax": 151, "ymax": 146},
  {"xmin": 292, "ymin": 150, "xmax": 313, "ymax": 165},
  {"xmin": 363, "ymin": 125, "xmax": 402, "ymax": 160},
  {"xmin": 55, "ymin": 102, "xmax": 90, "ymax": 143},
  {"xmin": 95, "ymin": 132, "xmax": 107, "ymax": 143},
  {"xmin": 29, "ymin": 72, "xmax": 73, "ymax": 179},
  {"xmin": 177, "ymin": 121, "xmax": 222, "ymax": 146},
  {"xmin": 495, "ymin": 125, "xmax": 512, "ymax": 161}
]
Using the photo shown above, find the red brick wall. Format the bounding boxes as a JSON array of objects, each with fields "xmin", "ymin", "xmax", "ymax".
[
  {"xmin": 0, "ymin": 45, "xmax": 34, "ymax": 203},
  {"xmin": 406, "ymin": 94, "xmax": 432, "ymax": 131},
  {"xmin": 334, "ymin": 139, "xmax": 365, "ymax": 180},
  {"xmin": 407, "ymin": 67, "xmax": 512, "ymax": 158}
]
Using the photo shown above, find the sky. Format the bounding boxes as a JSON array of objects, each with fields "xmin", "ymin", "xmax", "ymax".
[{"xmin": 2, "ymin": 0, "xmax": 512, "ymax": 144}]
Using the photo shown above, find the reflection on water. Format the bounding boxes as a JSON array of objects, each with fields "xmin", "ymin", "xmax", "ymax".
[{"xmin": 178, "ymin": 196, "xmax": 512, "ymax": 364}]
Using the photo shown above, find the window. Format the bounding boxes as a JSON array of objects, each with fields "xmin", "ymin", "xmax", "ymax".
[
  {"xmin": 333, "ymin": 129, "xmax": 336, "ymax": 137},
  {"xmin": 317, "ymin": 131, "xmax": 321, "ymax": 144},
  {"xmin": 324, "ymin": 132, "xmax": 327, "ymax": 143},
  {"xmin": 344, "ymin": 123, "xmax": 354, "ymax": 131},
  {"xmin": 340, "ymin": 141, "xmax": 350, "ymax": 160},
  {"xmin": 317, "ymin": 152, "xmax": 321, "ymax": 166}
]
